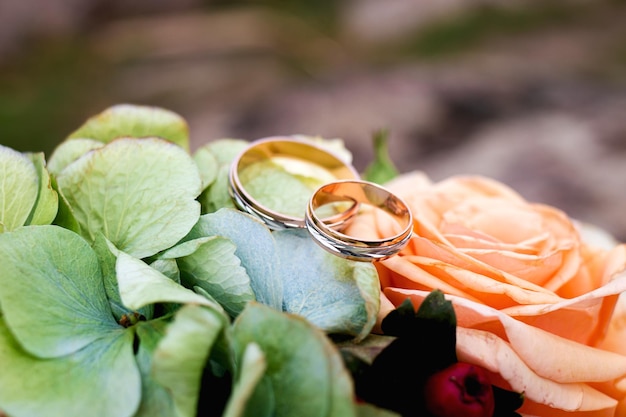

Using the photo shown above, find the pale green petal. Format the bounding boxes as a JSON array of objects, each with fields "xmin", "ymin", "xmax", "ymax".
[
  {"xmin": 177, "ymin": 236, "xmax": 255, "ymax": 316},
  {"xmin": 0, "ymin": 320, "xmax": 140, "ymax": 417},
  {"xmin": 150, "ymin": 258, "xmax": 181, "ymax": 283},
  {"xmin": 0, "ymin": 144, "xmax": 38, "ymax": 232},
  {"xmin": 193, "ymin": 145, "xmax": 219, "ymax": 190},
  {"xmin": 199, "ymin": 163, "xmax": 237, "ymax": 213},
  {"xmin": 195, "ymin": 139, "xmax": 248, "ymax": 213},
  {"xmin": 187, "ymin": 209, "xmax": 283, "ymax": 310},
  {"xmin": 133, "ymin": 320, "xmax": 176, "ymax": 417},
  {"xmin": 67, "ymin": 104, "xmax": 190, "ymax": 151},
  {"xmin": 201, "ymin": 138, "xmax": 249, "ymax": 165},
  {"xmin": 50, "ymin": 175, "xmax": 81, "ymax": 233},
  {"xmin": 158, "ymin": 236, "xmax": 215, "ymax": 259},
  {"xmin": 56, "ymin": 137, "xmax": 201, "ymax": 258},
  {"xmin": 116, "ymin": 250, "xmax": 224, "ymax": 313},
  {"xmin": 47, "ymin": 138, "xmax": 104, "ymax": 176},
  {"xmin": 0, "ymin": 225, "xmax": 118, "ymax": 358},
  {"xmin": 274, "ymin": 229, "xmax": 379, "ymax": 341},
  {"xmin": 232, "ymin": 303, "xmax": 356, "ymax": 417},
  {"xmin": 24, "ymin": 152, "xmax": 58, "ymax": 226},
  {"xmin": 152, "ymin": 305, "xmax": 225, "ymax": 417},
  {"xmin": 223, "ymin": 343, "xmax": 267, "ymax": 417}
]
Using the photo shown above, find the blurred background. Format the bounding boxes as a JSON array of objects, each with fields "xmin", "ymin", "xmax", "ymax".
[{"xmin": 1, "ymin": 0, "xmax": 625, "ymax": 240}]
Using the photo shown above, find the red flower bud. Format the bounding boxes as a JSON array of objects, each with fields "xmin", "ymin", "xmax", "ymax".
[{"xmin": 424, "ymin": 362, "xmax": 495, "ymax": 417}]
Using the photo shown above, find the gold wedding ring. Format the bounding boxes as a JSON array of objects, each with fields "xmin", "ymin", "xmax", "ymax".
[
  {"xmin": 228, "ymin": 137, "xmax": 360, "ymax": 230},
  {"xmin": 305, "ymin": 180, "xmax": 413, "ymax": 261}
]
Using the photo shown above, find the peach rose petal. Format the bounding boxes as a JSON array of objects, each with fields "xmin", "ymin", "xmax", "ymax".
[
  {"xmin": 543, "ymin": 246, "xmax": 585, "ymax": 294},
  {"xmin": 602, "ymin": 244, "xmax": 626, "ymax": 283},
  {"xmin": 385, "ymin": 288, "xmax": 626, "ymax": 384},
  {"xmin": 501, "ymin": 266, "xmax": 626, "ymax": 344},
  {"xmin": 467, "ymin": 250, "xmax": 562, "ymax": 288},
  {"xmin": 443, "ymin": 229, "xmax": 545, "ymax": 253},
  {"xmin": 598, "ymin": 292, "xmax": 626, "ymax": 356},
  {"xmin": 456, "ymin": 327, "xmax": 618, "ymax": 415},
  {"xmin": 499, "ymin": 314, "xmax": 626, "ymax": 384},
  {"xmin": 409, "ymin": 237, "xmax": 564, "ymax": 297},
  {"xmin": 440, "ymin": 198, "xmax": 548, "ymax": 244},
  {"xmin": 405, "ymin": 176, "xmax": 528, "ymax": 205},
  {"xmin": 383, "ymin": 170, "xmax": 433, "ymax": 193},
  {"xmin": 381, "ymin": 255, "xmax": 483, "ymax": 302},
  {"xmin": 403, "ymin": 255, "xmax": 565, "ymax": 307}
]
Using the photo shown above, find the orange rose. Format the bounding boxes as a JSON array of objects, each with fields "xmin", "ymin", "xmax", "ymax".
[{"xmin": 348, "ymin": 172, "xmax": 626, "ymax": 416}]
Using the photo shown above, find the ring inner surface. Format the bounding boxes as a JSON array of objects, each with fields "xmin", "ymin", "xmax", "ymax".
[
  {"xmin": 233, "ymin": 139, "xmax": 359, "ymax": 226},
  {"xmin": 310, "ymin": 181, "xmax": 412, "ymax": 246}
]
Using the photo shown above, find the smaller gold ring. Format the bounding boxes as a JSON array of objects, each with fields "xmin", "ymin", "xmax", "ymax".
[
  {"xmin": 305, "ymin": 180, "xmax": 413, "ymax": 261},
  {"xmin": 229, "ymin": 137, "xmax": 360, "ymax": 230}
]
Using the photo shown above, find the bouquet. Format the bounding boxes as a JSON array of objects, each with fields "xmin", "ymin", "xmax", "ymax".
[{"xmin": 0, "ymin": 104, "xmax": 624, "ymax": 417}]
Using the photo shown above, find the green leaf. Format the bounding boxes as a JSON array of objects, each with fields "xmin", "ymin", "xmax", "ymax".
[
  {"xmin": 274, "ymin": 229, "xmax": 379, "ymax": 340},
  {"xmin": 359, "ymin": 291, "xmax": 458, "ymax": 415},
  {"xmin": 116, "ymin": 250, "xmax": 224, "ymax": 313},
  {"xmin": 92, "ymin": 234, "xmax": 154, "ymax": 321},
  {"xmin": 199, "ymin": 163, "xmax": 237, "ymax": 213},
  {"xmin": 232, "ymin": 303, "xmax": 356, "ymax": 417},
  {"xmin": 362, "ymin": 130, "xmax": 399, "ymax": 185},
  {"xmin": 133, "ymin": 319, "xmax": 176, "ymax": 417},
  {"xmin": 416, "ymin": 288, "xmax": 456, "ymax": 326},
  {"xmin": 200, "ymin": 138, "xmax": 249, "ymax": 166},
  {"xmin": 223, "ymin": 343, "xmax": 267, "ymax": 417},
  {"xmin": 158, "ymin": 236, "xmax": 216, "ymax": 259},
  {"xmin": 56, "ymin": 137, "xmax": 202, "ymax": 258},
  {"xmin": 152, "ymin": 305, "xmax": 225, "ymax": 417},
  {"xmin": 50, "ymin": 174, "xmax": 81, "ymax": 233},
  {"xmin": 67, "ymin": 104, "xmax": 190, "ymax": 151},
  {"xmin": 187, "ymin": 209, "xmax": 283, "ymax": 311},
  {"xmin": 337, "ymin": 334, "xmax": 395, "ymax": 365},
  {"xmin": 176, "ymin": 236, "xmax": 256, "ymax": 317},
  {"xmin": 195, "ymin": 139, "xmax": 248, "ymax": 214},
  {"xmin": 92, "ymin": 233, "xmax": 132, "ymax": 321},
  {"xmin": 0, "ymin": 144, "xmax": 39, "ymax": 232},
  {"xmin": 0, "ymin": 319, "xmax": 140, "ymax": 417},
  {"xmin": 0, "ymin": 225, "xmax": 119, "ymax": 358},
  {"xmin": 192, "ymin": 145, "xmax": 219, "ymax": 190},
  {"xmin": 47, "ymin": 138, "xmax": 104, "ymax": 176},
  {"xmin": 150, "ymin": 258, "xmax": 181, "ymax": 283},
  {"xmin": 24, "ymin": 152, "xmax": 58, "ymax": 226}
]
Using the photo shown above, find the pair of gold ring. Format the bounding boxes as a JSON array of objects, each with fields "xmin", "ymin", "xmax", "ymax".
[{"xmin": 228, "ymin": 137, "xmax": 413, "ymax": 262}]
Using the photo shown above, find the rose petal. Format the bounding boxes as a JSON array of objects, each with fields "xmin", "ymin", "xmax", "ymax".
[
  {"xmin": 502, "ymin": 262, "xmax": 626, "ymax": 344},
  {"xmin": 441, "ymin": 199, "xmax": 546, "ymax": 244},
  {"xmin": 443, "ymin": 229, "xmax": 546, "ymax": 253},
  {"xmin": 457, "ymin": 247, "xmax": 564, "ymax": 287},
  {"xmin": 381, "ymin": 255, "xmax": 483, "ymax": 302},
  {"xmin": 402, "ymin": 254, "xmax": 565, "ymax": 308},
  {"xmin": 385, "ymin": 288, "xmax": 626, "ymax": 384},
  {"xmin": 409, "ymin": 237, "xmax": 563, "ymax": 297},
  {"xmin": 383, "ymin": 170, "xmax": 432, "ymax": 192},
  {"xmin": 457, "ymin": 327, "xmax": 619, "ymax": 415}
]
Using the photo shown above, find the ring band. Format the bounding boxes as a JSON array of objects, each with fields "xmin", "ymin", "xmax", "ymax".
[
  {"xmin": 305, "ymin": 180, "xmax": 413, "ymax": 261},
  {"xmin": 228, "ymin": 137, "xmax": 360, "ymax": 230}
]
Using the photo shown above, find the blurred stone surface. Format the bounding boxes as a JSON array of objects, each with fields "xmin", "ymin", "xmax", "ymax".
[{"xmin": 1, "ymin": 1, "xmax": 625, "ymax": 239}]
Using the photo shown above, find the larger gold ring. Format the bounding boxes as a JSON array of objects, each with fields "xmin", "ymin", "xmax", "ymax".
[
  {"xmin": 305, "ymin": 180, "xmax": 413, "ymax": 261},
  {"xmin": 229, "ymin": 137, "xmax": 361, "ymax": 230}
]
